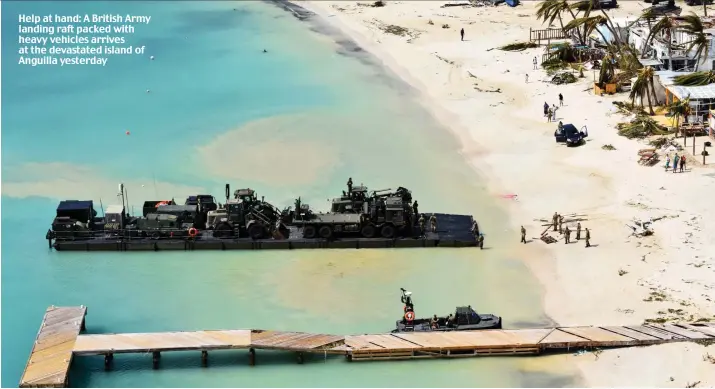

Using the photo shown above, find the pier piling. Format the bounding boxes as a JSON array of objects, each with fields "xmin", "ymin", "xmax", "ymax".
[
  {"xmin": 201, "ymin": 350, "xmax": 208, "ymax": 367},
  {"xmin": 297, "ymin": 352, "xmax": 304, "ymax": 364},
  {"xmin": 104, "ymin": 354, "xmax": 113, "ymax": 370},
  {"xmin": 152, "ymin": 352, "xmax": 161, "ymax": 369},
  {"xmin": 249, "ymin": 348, "xmax": 256, "ymax": 366}
]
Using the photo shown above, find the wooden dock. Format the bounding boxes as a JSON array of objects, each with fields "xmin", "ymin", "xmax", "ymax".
[{"xmin": 19, "ymin": 307, "xmax": 715, "ymax": 388}]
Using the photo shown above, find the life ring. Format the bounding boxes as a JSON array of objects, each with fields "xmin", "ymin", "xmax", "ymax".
[
  {"xmin": 188, "ymin": 228, "xmax": 198, "ymax": 238},
  {"xmin": 404, "ymin": 311, "xmax": 415, "ymax": 321}
]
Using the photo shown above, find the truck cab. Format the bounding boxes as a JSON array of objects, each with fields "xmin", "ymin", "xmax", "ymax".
[
  {"xmin": 185, "ymin": 195, "xmax": 218, "ymax": 212},
  {"xmin": 51, "ymin": 200, "xmax": 98, "ymax": 240}
]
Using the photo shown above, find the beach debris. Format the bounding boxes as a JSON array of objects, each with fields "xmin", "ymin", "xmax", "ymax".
[
  {"xmin": 433, "ymin": 53, "xmax": 455, "ymax": 65},
  {"xmin": 686, "ymin": 382, "xmax": 701, "ymax": 388},
  {"xmin": 498, "ymin": 193, "xmax": 517, "ymax": 199},
  {"xmin": 428, "ymin": 19, "xmax": 434, "ymax": 25},
  {"xmin": 373, "ymin": 0, "xmax": 386, "ymax": 7},
  {"xmin": 441, "ymin": 1, "xmax": 471, "ymax": 7},
  {"xmin": 498, "ymin": 41, "xmax": 538, "ymax": 52},
  {"xmin": 704, "ymin": 353, "xmax": 715, "ymax": 364},
  {"xmin": 550, "ymin": 72, "xmax": 577, "ymax": 85},
  {"xmin": 601, "ymin": 144, "xmax": 616, "ymax": 150},
  {"xmin": 617, "ymin": 116, "xmax": 670, "ymax": 139},
  {"xmin": 626, "ymin": 217, "xmax": 655, "ymax": 237},
  {"xmin": 618, "ymin": 268, "xmax": 628, "ymax": 276},
  {"xmin": 442, "ymin": 23, "xmax": 450, "ymax": 29}
]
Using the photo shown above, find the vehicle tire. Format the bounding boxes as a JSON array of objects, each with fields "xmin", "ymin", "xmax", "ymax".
[
  {"xmin": 318, "ymin": 225, "xmax": 333, "ymax": 239},
  {"xmin": 380, "ymin": 224, "xmax": 396, "ymax": 239},
  {"xmin": 361, "ymin": 224, "xmax": 376, "ymax": 238},
  {"xmin": 213, "ymin": 223, "xmax": 232, "ymax": 238},
  {"xmin": 150, "ymin": 232, "xmax": 161, "ymax": 240},
  {"xmin": 303, "ymin": 225, "xmax": 317, "ymax": 239},
  {"xmin": 248, "ymin": 223, "xmax": 265, "ymax": 240}
]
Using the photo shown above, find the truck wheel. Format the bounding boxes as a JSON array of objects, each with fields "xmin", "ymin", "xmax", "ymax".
[
  {"xmin": 361, "ymin": 224, "xmax": 376, "ymax": 238},
  {"xmin": 248, "ymin": 223, "xmax": 265, "ymax": 240},
  {"xmin": 380, "ymin": 225, "xmax": 395, "ymax": 239},
  {"xmin": 213, "ymin": 223, "xmax": 232, "ymax": 238},
  {"xmin": 303, "ymin": 225, "xmax": 317, "ymax": 239},
  {"xmin": 318, "ymin": 225, "xmax": 333, "ymax": 239}
]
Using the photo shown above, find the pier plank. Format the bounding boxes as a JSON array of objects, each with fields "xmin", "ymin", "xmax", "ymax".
[
  {"xmin": 19, "ymin": 306, "xmax": 86, "ymax": 388},
  {"xmin": 601, "ymin": 326, "xmax": 661, "ymax": 342},
  {"xmin": 538, "ymin": 329, "xmax": 591, "ymax": 346},
  {"xmin": 73, "ymin": 330, "xmax": 252, "ymax": 355},
  {"xmin": 679, "ymin": 324, "xmax": 715, "ymax": 337},
  {"xmin": 648, "ymin": 324, "xmax": 714, "ymax": 340},
  {"xmin": 343, "ymin": 336, "xmax": 376, "ymax": 350},
  {"xmin": 557, "ymin": 327, "xmax": 637, "ymax": 344},
  {"xmin": 623, "ymin": 326, "xmax": 683, "ymax": 340}
]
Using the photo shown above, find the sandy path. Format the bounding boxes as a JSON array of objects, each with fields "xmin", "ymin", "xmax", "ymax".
[{"xmin": 300, "ymin": 0, "xmax": 715, "ymax": 386}]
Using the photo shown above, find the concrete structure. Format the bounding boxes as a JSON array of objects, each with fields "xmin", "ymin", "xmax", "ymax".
[{"xmin": 628, "ymin": 18, "xmax": 715, "ymax": 72}]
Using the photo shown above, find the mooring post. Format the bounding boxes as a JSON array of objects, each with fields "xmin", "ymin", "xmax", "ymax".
[
  {"xmin": 104, "ymin": 353, "xmax": 114, "ymax": 370},
  {"xmin": 248, "ymin": 348, "xmax": 256, "ymax": 366},
  {"xmin": 152, "ymin": 352, "xmax": 161, "ymax": 369},
  {"xmin": 346, "ymin": 353, "xmax": 353, "ymax": 362},
  {"xmin": 201, "ymin": 350, "xmax": 208, "ymax": 367},
  {"xmin": 297, "ymin": 352, "xmax": 304, "ymax": 364},
  {"xmin": 80, "ymin": 319, "xmax": 86, "ymax": 332}
]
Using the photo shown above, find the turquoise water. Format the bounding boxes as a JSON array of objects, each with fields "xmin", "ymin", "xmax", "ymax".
[{"xmin": 1, "ymin": 1, "xmax": 576, "ymax": 387}]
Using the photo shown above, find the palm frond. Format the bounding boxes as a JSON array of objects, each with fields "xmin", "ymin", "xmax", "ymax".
[{"xmin": 673, "ymin": 71, "xmax": 715, "ymax": 86}]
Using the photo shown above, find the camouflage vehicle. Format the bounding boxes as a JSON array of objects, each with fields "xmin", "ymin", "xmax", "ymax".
[
  {"xmin": 136, "ymin": 213, "xmax": 190, "ymax": 239},
  {"xmin": 209, "ymin": 185, "xmax": 289, "ymax": 240},
  {"xmin": 290, "ymin": 183, "xmax": 414, "ymax": 239}
]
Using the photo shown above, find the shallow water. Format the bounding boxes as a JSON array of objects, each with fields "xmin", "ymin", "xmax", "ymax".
[{"xmin": 2, "ymin": 1, "xmax": 571, "ymax": 387}]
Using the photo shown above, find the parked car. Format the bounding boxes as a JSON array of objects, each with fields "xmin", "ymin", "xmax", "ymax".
[{"xmin": 554, "ymin": 123, "xmax": 588, "ymax": 147}]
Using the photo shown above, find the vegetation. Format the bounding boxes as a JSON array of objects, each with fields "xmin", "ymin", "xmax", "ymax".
[
  {"xmin": 648, "ymin": 136, "xmax": 671, "ymax": 148},
  {"xmin": 380, "ymin": 24, "xmax": 410, "ymax": 36},
  {"xmin": 499, "ymin": 41, "xmax": 539, "ymax": 51},
  {"xmin": 373, "ymin": 0, "xmax": 385, "ymax": 7},
  {"xmin": 613, "ymin": 101, "xmax": 646, "ymax": 115},
  {"xmin": 601, "ymin": 144, "xmax": 616, "ymax": 150},
  {"xmin": 665, "ymin": 96, "xmax": 691, "ymax": 136},
  {"xmin": 541, "ymin": 58, "xmax": 568, "ymax": 75},
  {"xmin": 673, "ymin": 71, "xmax": 715, "ymax": 86},
  {"xmin": 551, "ymin": 72, "xmax": 577, "ymax": 84},
  {"xmin": 629, "ymin": 66, "xmax": 658, "ymax": 115},
  {"xmin": 617, "ymin": 116, "xmax": 670, "ymax": 139}
]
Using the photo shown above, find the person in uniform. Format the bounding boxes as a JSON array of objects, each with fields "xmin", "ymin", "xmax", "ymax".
[
  {"xmin": 564, "ymin": 225, "xmax": 570, "ymax": 244},
  {"xmin": 430, "ymin": 314, "xmax": 439, "ymax": 329},
  {"xmin": 520, "ymin": 225, "xmax": 526, "ymax": 243},
  {"xmin": 429, "ymin": 214, "xmax": 437, "ymax": 232},
  {"xmin": 576, "ymin": 222, "xmax": 582, "ymax": 240},
  {"xmin": 585, "ymin": 228, "xmax": 591, "ymax": 247},
  {"xmin": 558, "ymin": 215, "xmax": 564, "ymax": 233},
  {"xmin": 418, "ymin": 214, "xmax": 426, "ymax": 236},
  {"xmin": 478, "ymin": 233, "xmax": 484, "ymax": 249},
  {"xmin": 347, "ymin": 177, "xmax": 353, "ymax": 193},
  {"xmin": 412, "ymin": 200, "xmax": 419, "ymax": 217},
  {"xmin": 552, "ymin": 212, "xmax": 559, "ymax": 231}
]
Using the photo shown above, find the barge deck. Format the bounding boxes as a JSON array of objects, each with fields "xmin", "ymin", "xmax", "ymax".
[
  {"xmin": 52, "ymin": 213, "xmax": 478, "ymax": 252},
  {"xmin": 19, "ymin": 307, "xmax": 715, "ymax": 388}
]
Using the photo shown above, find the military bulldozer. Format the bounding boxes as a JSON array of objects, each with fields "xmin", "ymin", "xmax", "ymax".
[
  {"xmin": 208, "ymin": 184, "xmax": 289, "ymax": 240},
  {"xmin": 289, "ymin": 183, "xmax": 414, "ymax": 239}
]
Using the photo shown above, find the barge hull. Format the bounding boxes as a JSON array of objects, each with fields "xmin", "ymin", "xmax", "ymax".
[{"xmin": 52, "ymin": 213, "xmax": 478, "ymax": 252}]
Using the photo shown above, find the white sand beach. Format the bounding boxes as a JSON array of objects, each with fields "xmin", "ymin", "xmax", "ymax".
[{"xmin": 300, "ymin": 0, "xmax": 715, "ymax": 386}]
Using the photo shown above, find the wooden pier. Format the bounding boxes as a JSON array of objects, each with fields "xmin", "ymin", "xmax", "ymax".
[{"xmin": 19, "ymin": 307, "xmax": 715, "ymax": 388}]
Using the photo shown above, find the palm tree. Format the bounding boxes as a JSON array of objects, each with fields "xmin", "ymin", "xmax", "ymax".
[
  {"xmin": 536, "ymin": 0, "xmax": 586, "ymax": 45},
  {"xmin": 678, "ymin": 13, "xmax": 710, "ymax": 71},
  {"xmin": 667, "ymin": 96, "xmax": 691, "ymax": 136},
  {"xmin": 645, "ymin": 16, "xmax": 676, "ymax": 71},
  {"xmin": 630, "ymin": 67, "xmax": 656, "ymax": 115}
]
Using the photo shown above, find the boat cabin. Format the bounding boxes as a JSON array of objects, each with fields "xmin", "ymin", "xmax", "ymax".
[{"xmin": 455, "ymin": 306, "xmax": 482, "ymax": 325}]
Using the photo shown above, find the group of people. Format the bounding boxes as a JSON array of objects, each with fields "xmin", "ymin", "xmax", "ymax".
[
  {"xmin": 664, "ymin": 153, "xmax": 687, "ymax": 173},
  {"xmin": 549, "ymin": 212, "xmax": 591, "ymax": 247},
  {"xmin": 543, "ymin": 94, "xmax": 564, "ymax": 122}
]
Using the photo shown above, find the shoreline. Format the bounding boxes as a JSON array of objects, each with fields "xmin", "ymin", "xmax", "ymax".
[{"xmin": 299, "ymin": 1, "xmax": 715, "ymax": 386}]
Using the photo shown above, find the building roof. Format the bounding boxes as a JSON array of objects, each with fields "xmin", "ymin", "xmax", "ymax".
[
  {"xmin": 667, "ymin": 84, "xmax": 715, "ymax": 100},
  {"xmin": 639, "ymin": 58, "xmax": 662, "ymax": 67}
]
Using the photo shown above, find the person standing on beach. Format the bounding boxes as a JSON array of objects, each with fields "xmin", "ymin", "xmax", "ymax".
[
  {"xmin": 558, "ymin": 215, "xmax": 564, "ymax": 233},
  {"xmin": 544, "ymin": 102, "xmax": 549, "ymax": 117},
  {"xmin": 478, "ymin": 233, "xmax": 484, "ymax": 249},
  {"xmin": 547, "ymin": 108, "xmax": 553, "ymax": 122},
  {"xmin": 564, "ymin": 225, "xmax": 570, "ymax": 244},
  {"xmin": 576, "ymin": 222, "xmax": 581, "ymax": 240},
  {"xmin": 525, "ymin": 73, "xmax": 529, "ymax": 83},
  {"xmin": 585, "ymin": 228, "xmax": 591, "ymax": 247},
  {"xmin": 520, "ymin": 226, "xmax": 526, "ymax": 243},
  {"xmin": 552, "ymin": 212, "xmax": 559, "ymax": 231},
  {"xmin": 665, "ymin": 154, "xmax": 671, "ymax": 171},
  {"xmin": 559, "ymin": 93, "xmax": 563, "ymax": 106},
  {"xmin": 680, "ymin": 155, "xmax": 686, "ymax": 172},
  {"xmin": 533, "ymin": 56, "xmax": 538, "ymax": 70},
  {"xmin": 673, "ymin": 153, "xmax": 680, "ymax": 173},
  {"xmin": 460, "ymin": 28, "xmax": 465, "ymax": 41}
]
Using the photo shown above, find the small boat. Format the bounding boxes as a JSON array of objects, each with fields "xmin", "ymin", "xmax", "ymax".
[{"xmin": 392, "ymin": 289, "xmax": 502, "ymax": 333}]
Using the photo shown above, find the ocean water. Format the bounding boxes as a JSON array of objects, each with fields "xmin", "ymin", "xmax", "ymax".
[{"xmin": 1, "ymin": 1, "xmax": 577, "ymax": 387}]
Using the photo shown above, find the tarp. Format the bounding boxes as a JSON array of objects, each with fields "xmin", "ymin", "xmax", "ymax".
[
  {"xmin": 57, "ymin": 200, "xmax": 93, "ymax": 211},
  {"xmin": 505, "ymin": 0, "xmax": 519, "ymax": 6}
]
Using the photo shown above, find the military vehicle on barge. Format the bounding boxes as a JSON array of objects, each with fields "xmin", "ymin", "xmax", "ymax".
[{"xmin": 46, "ymin": 178, "xmax": 481, "ymax": 251}]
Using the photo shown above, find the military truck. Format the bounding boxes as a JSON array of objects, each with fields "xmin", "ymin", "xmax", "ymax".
[
  {"xmin": 210, "ymin": 185, "xmax": 289, "ymax": 240},
  {"xmin": 184, "ymin": 195, "xmax": 218, "ymax": 212},
  {"xmin": 136, "ymin": 213, "xmax": 189, "ymax": 239},
  {"xmin": 51, "ymin": 200, "xmax": 100, "ymax": 241},
  {"xmin": 142, "ymin": 200, "xmax": 176, "ymax": 217},
  {"xmin": 290, "ymin": 188, "xmax": 413, "ymax": 239}
]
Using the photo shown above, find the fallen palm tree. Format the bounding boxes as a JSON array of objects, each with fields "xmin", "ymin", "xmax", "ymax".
[
  {"xmin": 499, "ymin": 41, "xmax": 538, "ymax": 51},
  {"xmin": 617, "ymin": 116, "xmax": 670, "ymax": 139},
  {"xmin": 673, "ymin": 71, "xmax": 715, "ymax": 86}
]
